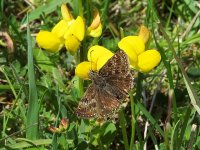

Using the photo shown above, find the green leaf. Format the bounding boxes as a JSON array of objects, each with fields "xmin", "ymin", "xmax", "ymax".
[
  {"xmin": 21, "ymin": 0, "xmax": 69, "ymax": 23},
  {"xmin": 170, "ymin": 120, "xmax": 180, "ymax": 150},
  {"xmin": 187, "ymin": 67, "xmax": 200, "ymax": 78},
  {"xmin": 33, "ymin": 48, "xmax": 65, "ymax": 90},
  {"xmin": 71, "ymin": 76, "xmax": 82, "ymax": 99},
  {"xmin": 5, "ymin": 139, "xmax": 52, "ymax": 149},
  {"xmin": 26, "ymin": 14, "xmax": 39, "ymax": 140},
  {"xmin": 101, "ymin": 122, "xmax": 116, "ymax": 144},
  {"xmin": 183, "ymin": 0, "xmax": 198, "ymax": 14},
  {"xmin": 33, "ymin": 48, "xmax": 54, "ymax": 72}
]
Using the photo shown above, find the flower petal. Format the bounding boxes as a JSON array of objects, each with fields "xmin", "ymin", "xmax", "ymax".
[
  {"xmin": 61, "ymin": 4, "xmax": 73, "ymax": 21},
  {"xmin": 87, "ymin": 23, "xmax": 102, "ymax": 37},
  {"xmin": 87, "ymin": 45, "xmax": 113, "ymax": 64},
  {"xmin": 138, "ymin": 49, "xmax": 161, "ymax": 73},
  {"xmin": 118, "ymin": 36, "xmax": 145, "ymax": 55},
  {"xmin": 65, "ymin": 34, "xmax": 80, "ymax": 55},
  {"xmin": 36, "ymin": 30, "xmax": 63, "ymax": 53},
  {"xmin": 89, "ymin": 9, "xmax": 101, "ymax": 29},
  {"xmin": 75, "ymin": 61, "xmax": 97, "ymax": 79},
  {"xmin": 138, "ymin": 25, "xmax": 151, "ymax": 47},
  {"xmin": 120, "ymin": 48, "xmax": 138, "ymax": 68},
  {"xmin": 52, "ymin": 19, "xmax": 69, "ymax": 39},
  {"xmin": 96, "ymin": 54, "xmax": 113, "ymax": 71},
  {"xmin": 64, "ymin": 16, "xmax": 85, "ymax": 41},
  {"xmin": 118, "ymin": 36, "xmax": 145, "ymax": 68},
  {"xmin": 87, "ymin": 9, "xmax": 102, "ymax": 37}
]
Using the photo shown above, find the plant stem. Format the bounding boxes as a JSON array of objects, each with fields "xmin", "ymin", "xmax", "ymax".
[
  {"xmin": 119, "ymin": 109, "xmax": 129, "ymax": 150},
  {"xmin": 129, "ymin": 89, "xmax": 135, "ymax": 150}
]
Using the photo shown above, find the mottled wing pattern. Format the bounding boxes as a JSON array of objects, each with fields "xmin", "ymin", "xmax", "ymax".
[
  {"xmin": 76, "ymin": 84, "xmax": 97, "ymax": 118},
  {"xmin": 96, "ymin": 88, "xmax": 121, "ymax": 118},
  {"xmin": 99, "ymin": 50, "xmax": 133, "ymax": 96},
  {"xmin": 99, "ymin": 50, "xmax": 130, "ymax": 77},
  {"xmin": 107, "ymin": 73, "xmax": 133, "ymax": 95},
  {"xmin": 76, "ymin": 85, "xmax": 121, "ymax": 118}
]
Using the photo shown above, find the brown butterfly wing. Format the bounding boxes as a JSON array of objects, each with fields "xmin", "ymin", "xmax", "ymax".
[
  {"xmin": 96, "ymin": 88, "xmax": 121, "ymax": 118},
  {"xmin": 106, "ymin": 73, "xmax": 133, "ymax": 95},
  {"xmin": 76, "ymin": 84, "xmax": 121, "ymax": 119},
  {"xmin": 99, "ymin": 50, "xmax": 133, "ymax": 96},
  {"xmin": 99, "ymin": 50, "xmax": 130, "ymax": 77},
  {"xmin": 76, "ymin": 84, "xmax": 97, "ymax": 118}
]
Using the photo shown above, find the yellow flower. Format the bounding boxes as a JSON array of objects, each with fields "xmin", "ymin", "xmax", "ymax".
[
  {"xmin": 36, "ymin": 4, "xmax": 103, "ymax": 54},
  {"xmin": 51, "ymin": 19, "xmax": 69, "ymax": 39},
  {"xmin": 87, "ymin": 45, "xmax": 113, "ymax": 71},
  {"xmin": 75, "ymin": 61, "xmax": 97, "ymax": 79},
  {"xmin": 87, "ymin": 45, "xmax": 113, "ymax": 63},
  {"xmin": 64, "ymin": 34, "xmax": 80, "ymax": 55},
  {"xmin": 118, "ymin": 26, "xmax": 161, "ymax": 73},
  {"xmin": 75, "ymin": 45, "xmax": 113, "ymax": 79},
  {"xmin": 36, "ymin": 30, "xmax": 64, "ymax": 53},
  {"xmin": 87, "ymin": 9, "xmax": 102, "ymax": 37},
  {"xmin": 63, "ymin": 16, "xmax": 85, "ymax": 41},
  {"xmin": 36, "ymin": 4, "xmax": 85, "ymax": 54},
  {"xmin": 138, "ymin": 50, "xmax": 161, "ymax": 72},
  {"xmin": 118, "ymin": 36, "xmax": 145, "ymax": 68}
]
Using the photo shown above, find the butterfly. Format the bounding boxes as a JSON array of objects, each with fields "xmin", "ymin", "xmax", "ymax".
[{"xmin": 76, "ymin": 50, "xmax": 133, "ymax": 119}]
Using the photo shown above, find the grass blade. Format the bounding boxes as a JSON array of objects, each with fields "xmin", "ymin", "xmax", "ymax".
[
  {"xmin": 136, "ymin": 102, "xmax": 164, "ymax": 137},
  {"xmin": 5, "ymin": 139, "xmax": 52, "ymax": 149},
  {"xmin": 26, "ymin": 13, "xmax": 39, "ymax": 140},
  {"xmin": 22, "ymin": 0, "xmax": 68, "ymax": 23}
]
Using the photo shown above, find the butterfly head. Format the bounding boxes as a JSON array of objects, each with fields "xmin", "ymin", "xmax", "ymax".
[{"xmin": 88, "ymin": 70, "xmax": 98, "ymax": 80}]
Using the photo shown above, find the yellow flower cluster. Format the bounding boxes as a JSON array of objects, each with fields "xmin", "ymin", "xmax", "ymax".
[
  {"xmin": 118, "ymin": 26, "xmax": 161, "ymax": 73},
  {"xmin": 36, "ymin": 4, "xmax": 102, "ymax": 55},
  {"xmin": 75, "ymin": 26, "xmax": 161, "ymax": 79},
  {"xmin": 75, "ymin": 45, "xmax": 114, "ymax": 79},
  {"xmin": 36, "ymin": 3, "xmax": 161, "ymax": 79}
]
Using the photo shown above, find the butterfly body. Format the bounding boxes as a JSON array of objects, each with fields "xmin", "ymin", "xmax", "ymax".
[
  {"xmin": 89, "ymin": 71, "xmax": 107, "ymax": 88},
  {"xmin": 76, "ymin": 50, "xmax": 133, "ymax": 119}
]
